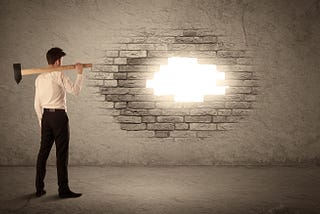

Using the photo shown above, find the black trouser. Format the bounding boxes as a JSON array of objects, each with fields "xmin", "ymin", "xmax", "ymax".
[{"xmin": 36, "ymin": 109, "xmax": 70, "ymax": 193}]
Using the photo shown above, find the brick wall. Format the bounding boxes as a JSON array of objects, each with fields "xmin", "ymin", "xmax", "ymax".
[{"xmin": 87, "ymin": 29, "xmax": 258, "ymax": 138}]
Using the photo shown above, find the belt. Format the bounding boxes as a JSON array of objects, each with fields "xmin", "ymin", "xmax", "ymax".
[{"xmin": 43, "ymin": 108, "xmax": 65, "ymax": 112}]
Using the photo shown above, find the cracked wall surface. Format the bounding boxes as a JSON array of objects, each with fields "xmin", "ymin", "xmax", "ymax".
[{"xmin": 0, "ymin": 0, "xmax": 319, "ymax": 165}]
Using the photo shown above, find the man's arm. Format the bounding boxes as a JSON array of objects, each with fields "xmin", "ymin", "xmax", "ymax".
[
  {"xmin": 34, "ymin": 80, "xmax": 42, "ymax": 127},
  {"xmin": 60, "ymin": 63, "xmax": 84, "ymax": 96}
]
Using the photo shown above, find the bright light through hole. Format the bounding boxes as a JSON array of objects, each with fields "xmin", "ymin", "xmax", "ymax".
[{"xmin": 146, "ymin": 57, "xmax": 228, "ymax": 102}]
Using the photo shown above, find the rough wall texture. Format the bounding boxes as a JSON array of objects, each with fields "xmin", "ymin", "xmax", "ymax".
[{"xmin": 0, "ymin": 0, "xmax": 319, "ymax": 165}]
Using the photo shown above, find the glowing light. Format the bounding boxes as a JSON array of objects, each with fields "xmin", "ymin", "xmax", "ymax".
[{"xmin": 146, "ymin": 57, "xmax": 228, "ymax": 102}]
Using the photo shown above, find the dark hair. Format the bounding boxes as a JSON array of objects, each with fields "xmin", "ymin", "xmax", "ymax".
[{"xmin": 46, "ymin": 47, "xmax": 66, "ymax": 64}]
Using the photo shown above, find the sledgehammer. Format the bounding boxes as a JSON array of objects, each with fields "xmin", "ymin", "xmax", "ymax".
[{"xmin": 13, "ymin": 63, "xmax": 92, "ymax": 84}]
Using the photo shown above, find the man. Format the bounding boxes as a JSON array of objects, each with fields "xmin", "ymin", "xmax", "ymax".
[{"xmin": 34, "ymin": 47, "xmax": 83, "ymax": 198}]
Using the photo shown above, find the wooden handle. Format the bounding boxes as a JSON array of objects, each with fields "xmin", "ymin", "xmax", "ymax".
[{"xmin": 21, "ymin": 63, "xmax": 92, "ymax": 76}]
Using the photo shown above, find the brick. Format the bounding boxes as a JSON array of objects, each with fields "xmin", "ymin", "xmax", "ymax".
[
  {"xmin": 119, "ymin": 65, "xmax": 149, "ymax": 72},
  {"xmin": 114, "ymin": 58, "xmax": 127, "ymax": 64},
  {"xmin": 170, "ymin": 131, "xmax": 197, "ymax": 138},
  {"xmin": 117, "ymin": 116, "xmax": 141, "ymax": 123},
  {"xmin": 157, "ymin": 116, "xmax": 184, "ymax": 123},
  {"xmin": 217, "ymin": 65, "xmax": 256, "ymax": 72},
  {"xmin": 174, "ymin": 36, "xmax": 217, "ymax": 44},
  {"xmin": 225, "ymin": 116, "xmax": 246, "ymax": 123},
  {"xmin": 127, "ymin": 72, "xmax": 153, "ymax": 80},
  {"xmin": 120, "ymin": 51, "xmax": 147, "ymax": 58},
  {"xmin": 86, "ymin": 72, "xmax": 113, "ymax": 80},
  {"xmin": 118, "ymin": 80, "xmax": 146, "ymax": 88},
  {"xmin": 120, "ymin": 123, "xmax": 146, "ymax": 131},
  {"xmin": 244, "ymin": 95, "xmax": 257, "ymax": 101},
  {"xmin": 104, "ymin": 80, "xmax": 117, "ymax": 87},
  {"xmin": 183, "ymin": 30, "xmax": 197, "ymax": 36},
  {"xmin": 226, "ymin": 87, "xmax": 252, "ymax": 94},
  {"xmin": 147, "ymin": 123, "xmax": 174, "ymax": 130},
  {"xmin": 113, "ymin": 73, "xmax": 127, "ymax": 80},
  {"xmin": 129, "ymin": 131, "xmax": 155, "ymax": 138},
  {"xmin": 129, "ymin": 88, "xmax": 154, "ymax": 95},
  {"xmin": 154, "ymin": 131, "xmax": 170, "ymax": 138},
  {"xmin": 217, "ymin": 109, "xmax": 232, "ymax": 115},
  {"xmin": 127, "ymin": 58, "xmax": 167, "ymax": 65},
  {"xmin": 217, "ymin": 51, "xmax": 246, "ymax": 58},
  {"xmin": 232, "ymin": 109, "xmax": 252, "ymax": 116},
  {"xmin": 168, "ymin": 44, "xmax": 197, "ymax": 51},
  {"xmin": 86, "ymin": 79, "xmax": 104, "ymax": 86},
  {"xmin": 225, "ymin": 72, "xmax": 252, "ymax": 80},
  {"xmin": 123, "ymin": 36, "xmax": 175, "ymax": 44},
  {"xmin": 153, "ymin": 95, "xmax": 174, "ymax": 102},
  {"xmin": 197, "ymin": 44, "xmax": 222, "ymax": 51},
  {"xmin": 92, "ymin": 64, "xmax": 118, "ymax": 72},
  {"xmin": 190, "ymin": 109, "xmax": 217, "ymax": 115},
  {"xmin": 107, "ymin": 44, "xmax": 127, "ymax": 50},
  {"xmin": 105, "ymin": 51, "xmax": 119, "ymax": 57},
  {"xmin": 198, "ymin": 58, "xmax": 236, "ymax": 65},
  {"xmin": 190, "ymin": 123, "xmax": 217, "ymax": 130},
  {"xmin": 128, "ymin": 102, "xmax": 155, "ymax": 109},
  {"xmin": 142, "ymin": 116, "xmax": 156, "ymax": 122},
  {"xmin": 225, "ymin": 102, "xmax": 251, "ymax": 109},
  {"xmin": 127, "ymin": 44, "xmax": 168, "ymax": 51},
  {"xmin": 149, "ymin": 109, "xmax": 190, "ymax": 115},
  {"xmin": 115, "ymin": 102, "xmax": 127, "ymax": 109},
  {"xmin": 185, "ymin": 116, "xmax": 211, "ymax": 122},
  {"xmin": 217, "ymin": 123, "xmax": 235, "ymax": 130},
  {"xmin": 237, "ymin": 58, "xmax": 255, "ymax": 65},
  {"xmin": 120, "ymin": 109, "xmax": 149, "ymax": 115},
  {"xmin": 104, "ymin": 58, "xmax": 114, "ymax": 64},
  {"xmin": 102, "ymin": 88, "xmax": 129, "ymax": 95},
  {"xmin": 224, "ymin": 80, "xmax": 258, "ymax": 87},
  {"xmin": 175, "ymin": 123, "xmax": 189, "ymax": 130}
]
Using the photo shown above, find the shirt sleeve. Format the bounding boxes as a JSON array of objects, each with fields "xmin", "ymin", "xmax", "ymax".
[
  {"xmin": 60, "ymin": 72, "xmax": 83, "ymax": 96},
  {"xmin": 34, "ymin": 79, "xmax": 42, "ymax": 127}
]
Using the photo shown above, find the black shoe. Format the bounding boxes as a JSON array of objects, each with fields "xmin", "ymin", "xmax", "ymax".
[
  {"xmin": 59, "ymin": 190, "xmax": 82, "ymax": 198},
  {"xmin": 36, "ymin": 189, "xmax": 46, "ymax": 197}
]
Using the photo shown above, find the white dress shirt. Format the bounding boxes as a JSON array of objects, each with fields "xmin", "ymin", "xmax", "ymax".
[{"xmin": 34, "ymin": 71, "xmax": 83, "ymax": 126}]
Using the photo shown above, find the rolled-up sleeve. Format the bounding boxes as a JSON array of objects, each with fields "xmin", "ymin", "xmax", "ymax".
[{"xmin": 60, "ymin": 72, "xmax": 83, "ymax": 96}]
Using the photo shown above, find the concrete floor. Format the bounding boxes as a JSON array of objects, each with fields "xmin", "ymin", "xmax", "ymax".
[{"xmin": 0, "ymin": 166, "xmax": 319, "ymax": 214}]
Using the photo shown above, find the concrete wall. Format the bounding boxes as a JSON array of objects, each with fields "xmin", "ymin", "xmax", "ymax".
[{"xmin": 0, "ymin": 0, "xmax": 319, "ymax": 165}]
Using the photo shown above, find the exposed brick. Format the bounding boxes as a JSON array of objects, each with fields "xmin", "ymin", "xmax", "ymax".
[
  {"xmin": 118, "ymin": 80, "xmax": 146, "ymax": 88},
  {"xmin": 113, "ymin": 73, "xmax": 127, "ymax": 80},
  {"xmin": 217, "ymin": 109, "xmax": 232, "ymax": 115},
  {"xmin": 175, "ymin": 123, "xmax": 189, "ymax": 130},
  {"xmin": 190, "ymin": 123, "xmax": 217, "ymax": 130},
  {"xmin": 190, "ymin": 109, "xmax": 217, "ymax": 115},
  {"xmin": 117, "ymin": 116, "xmax": 142, "ymax": 123},
  {"xmin": 225, "ymin": 72, "xmax": 252, "ymax": 80},
  {"xmin": 102, "ymin": 88, "xmax": 129, "ymax": 95},
  {"xmin": 232, "ymin": 109, "xmax": 252, "ymax": 116},
  {"xmin": 196, "ymin": 131, "xmax": 217, "ymax": 138},
  {"xmin": 185, "ymin": 116, "xmax": 211, "ymax": 122},
  {"xmin": 142, "ymin": 116, "xmax": 156, "ymax": 123},
  {"xmin": 86, "ymin": 72, "xmax": 113, "ymax": 80},
  {"xmin": 237, "ymin": 58, "xmax": 255, "ymax": 65},
  {"xmin": 183, "ymin": 30, "xmax": 197, "ymax": 36},
  {"xmin": 119, "ymin": 65, "xmax": 149, "ymax": 72},
  {"xmin": 148, "ymin": 51, "xmax": 216, "ymax": 58},
  {"xmin": 127, "ymin": 58, "xmax": 167, "ymax": 65},
  {"xmin": 120, "ymin": 51, "xmax": 147, "ymax": 58},
  {"xmin": 86, "ymin": 79, "xmax": 104, "ymax": 87},
  {"xmin": 104, "ymin": 58, "xmax": 114, "ymax": 64},
  {"xmin": 127, "ymin": 44, "xmax": 168, "ymax": 51},
  {"xmin": 227, "ymin": 87, "xmax": 252, "ymax": 94},
  {"xmin": 104, "ymin": 80, "xmax": 117, "ymax": 87},
  {"xmin": 121, "ymin": 109, "xmax": 149, "ymax": 116},
  {"xmin": 157, "ymin": 116, "xmax": 184, "ymax": 123},
  {"xmin": 170, "ymin": 131, "xmax": 197, "ymax": 138},
  {"xmin": 129, "ymin": 88, "xmax": 154, "ymax": 95},
  {"xmin": 120, "ymin": 123, "xmax": 146, "ymax": 131},
  {"xmin": 225, "ymin": 102, "xmax": 251, "ymax": 109},
  {"xmin": 92, "ymin": 64, "xmax": 118, "ymax": 72},
  {"xmin": 114, "ymin": 58, "xmax": 127, "ymax": 64},
  {"xmin": 155, "ymin": 131, "xmax": 170, "ymax": 138},
  {"xmin": 217, "ymin": 65, "xmax": 256, "ymax": 72},
  {"xmin": 127, "ymin": 72, "xmax": 153, "ymax": 80},
  {"xmin": 217, "ymin": 123, "xmax": 234, "ymax": 130},
  {"xmin": 217, "ymin": 50, "xmax": 246, "ymax": 58},
  {"xmin": 198, "ymin": 58, "xmax": 236, "ymax": 65},
  {"xmin": 244, "ymin": 95, "xmax": 257, "ymax": 101},
  {"xmin": 174, "ymin": 36, "xmax": 217, "ymax": 44},
  {"xmin": 149, "ymin": 109, "xmax": 190, "ymax": 116},
  {"xmin": 147, "ymin": 123, "xmax": 174, "ymax": 130},
  {"xmin": 225, "ymin": 116, "xmax": 246, "ymax": 123},
  {"xmin": 168, "ymin": 44, "xmax": 197, "ymax": 51},
  {"xmin": 128, "ymin": 102, "xmax": 155, "ymax": 109},
  {"xmin": 114, "ymin": 102, "xmax": 127, "ymax": 109},
  {"xmin": 197, "ymin": 44, "xmax": 222, "ymax": 51}
]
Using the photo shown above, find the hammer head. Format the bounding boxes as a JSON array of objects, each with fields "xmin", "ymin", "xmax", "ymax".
[{"xmin": 13, "ymin": 63, "xmax": 22, "ymax": 84}]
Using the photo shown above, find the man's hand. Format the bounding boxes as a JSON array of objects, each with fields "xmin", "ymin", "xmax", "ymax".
[{"xmin": 75, "ymin": 63, "xmax": 83, "ymax": 74}]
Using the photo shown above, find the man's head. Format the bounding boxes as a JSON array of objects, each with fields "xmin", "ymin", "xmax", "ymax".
[{"xmin": 46, "ymin": 47, "xmax": 66, "ymax": 66}]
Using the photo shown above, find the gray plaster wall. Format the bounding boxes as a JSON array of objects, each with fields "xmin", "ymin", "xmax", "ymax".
[{"xmin": 0, "ymin": 0, "xmax": 319, "ymax": 166}]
